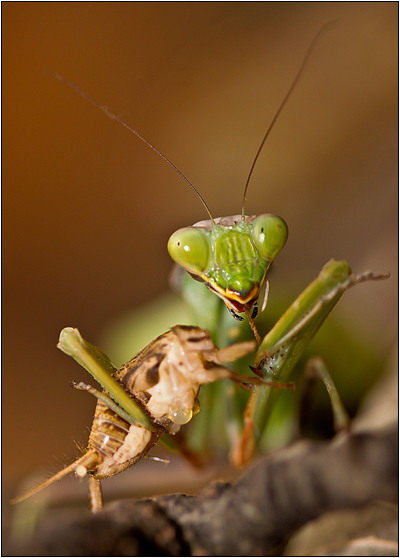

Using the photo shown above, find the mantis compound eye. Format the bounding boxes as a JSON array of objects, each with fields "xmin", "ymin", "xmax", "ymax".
[
  {"xmin": 252, "ymin": 214, "xmax": 288, "ymax": 263},
  {"xmin": 168, "ymin": 227, "xmax": 211, "ymax": 275}
]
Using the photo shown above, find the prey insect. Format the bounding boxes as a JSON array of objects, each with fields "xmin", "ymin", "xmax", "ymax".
[{"xmin": 13, "ymin": 326, "xmax": 291, "ymax": 511}]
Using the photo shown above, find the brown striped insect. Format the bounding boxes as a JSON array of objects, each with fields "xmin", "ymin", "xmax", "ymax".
[{"xmin": 12, "ymin": 325, "xmax": 292, "ymax": 512}]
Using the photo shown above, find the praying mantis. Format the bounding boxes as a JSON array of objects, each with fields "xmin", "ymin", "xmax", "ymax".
[{"xmin": 12, "ymin": 23, "xmax": 388, "ymax": 511}]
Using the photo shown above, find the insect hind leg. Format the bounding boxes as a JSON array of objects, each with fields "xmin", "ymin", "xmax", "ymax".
[
  {"xmin": 11, "ymin": 451, "xmax": 99, "ymax": 505},
  {"xmin": 88, "ymin": 475, "xmax": 103, "ymax": 513}
]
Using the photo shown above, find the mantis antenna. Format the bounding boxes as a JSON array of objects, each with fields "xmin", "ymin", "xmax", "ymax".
[
  {"xmin": 48, "ymin": 72, "xmax": 214, "ymax": 221},
  {"xmin": 49, "ymin": 21, "xmax": 337, "ymax": 223},
  {"xmin": 241, "ymin": 20, "xmax": 339, "ymax": 217}
]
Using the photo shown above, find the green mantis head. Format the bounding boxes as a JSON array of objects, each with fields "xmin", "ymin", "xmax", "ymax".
[{"xmin": 168, "ymin": 213, "xmax": 288, "ymax": 319}]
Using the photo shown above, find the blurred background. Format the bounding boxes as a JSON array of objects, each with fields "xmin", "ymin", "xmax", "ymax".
[{"xmin": 3, "ymin": 2, "xmax": 397, "ymax": 515}]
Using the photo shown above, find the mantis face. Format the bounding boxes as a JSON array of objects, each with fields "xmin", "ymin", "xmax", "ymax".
[{"xmin": 168, "ymin": 214, "xmax": 288, "ymax": 318}]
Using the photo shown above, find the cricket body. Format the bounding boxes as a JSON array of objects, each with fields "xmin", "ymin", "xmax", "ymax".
[{"xmin": 12, "ymin": 326, "xmax": 259, "ymax": 512}]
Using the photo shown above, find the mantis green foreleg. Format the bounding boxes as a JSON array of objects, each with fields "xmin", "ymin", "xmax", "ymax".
[
  {"xmin": 234, "ymin": 259, "xmax": 389, "ymax": 465},
  {"xmin": 58, "ymin": 328, "xmax": 155, "ymax": 431},
  {"xmin": 70, "ymin": 381, "xmax": 141, "ymax": 426}
]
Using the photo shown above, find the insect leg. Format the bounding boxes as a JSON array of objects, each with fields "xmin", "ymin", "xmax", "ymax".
[
  {"xmin": 70, "ymin": 381, "xmax": 143, "ymax": 426},
  {"xmin": 348, "ymin": 270, "xmax": 391, "ymax": 287},
  {"xmin": 88, "ymin": 475, "xmax": 103, "ymax": 513},
  {"xmin": 244, "ymin": 307, "xmax": 262, "ymax": 345},
  {"xmin": 143, "ymin": 455, "xmax": 170, "ymax": 463},
  {"xmin": 236, "ymin": 264, "xmax": 389, "ymax": 466},
  {"xmin": 214, "ymin": 339, "xmax": 256, "ymax": 364},
  {"xmin": 301, "ymin": 357, "xmax": 350, "ymax": 433},
  {"xmin": 11, "ymin": 451, "xmax": 99, "ymax": 505},
  {"xmin": 218, "ymin": 367, "xmax": 294, "ymax": 390},
  {"xmin": 257, "ymin": 269, "xmax": 389, "ymax": 366},
  {"xmin": 258, "ymin": 281, "xmax": 350, "ymax": 363}
]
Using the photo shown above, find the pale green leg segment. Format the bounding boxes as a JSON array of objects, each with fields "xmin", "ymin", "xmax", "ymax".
[
  {"xmin": 70, "ymin": 381, "xmax": 141, "ymax": 425},
  {"xmin": 304, "ymin": 357, "xmax": 350, "ymax": 432},
  {"xmin": 247, "ymin": 260, "xmax": 351, "ymax": 443},
  {"xmin": 58, "ymin": 328, "xmax": 155, "ymax": 431}
]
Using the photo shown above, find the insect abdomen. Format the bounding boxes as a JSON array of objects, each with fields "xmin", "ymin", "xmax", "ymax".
[{"xmin": 88, "ymin": 399, "xmax": 158, "ymax": 479}]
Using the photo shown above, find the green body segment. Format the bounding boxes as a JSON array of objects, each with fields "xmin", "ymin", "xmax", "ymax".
[{"xmin": 168, "ymin": 214, "xmax": 288, "ymax": 315}]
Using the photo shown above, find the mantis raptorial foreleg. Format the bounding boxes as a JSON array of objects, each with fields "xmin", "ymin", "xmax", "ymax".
[
  {"xmin": 256, "ymin": 268, "xmax": 390, "ymax": 368},
  {"xmin": 70, "ymin": 381, "xmax": 140, "ymax": 425},
  {"xmin": 232, "ymin": 260, "xmax": 389, "ymax": 466}
]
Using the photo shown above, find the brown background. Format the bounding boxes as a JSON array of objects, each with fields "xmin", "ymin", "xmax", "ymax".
[{"xmin": 3, "ymin": 2, "xmax": 397, "ymax": 504}]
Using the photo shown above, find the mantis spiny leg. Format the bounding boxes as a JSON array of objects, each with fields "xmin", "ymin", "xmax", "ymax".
[{"xmin": 70, "ymin": 381, "xmax": 145, "ymax": 426}]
